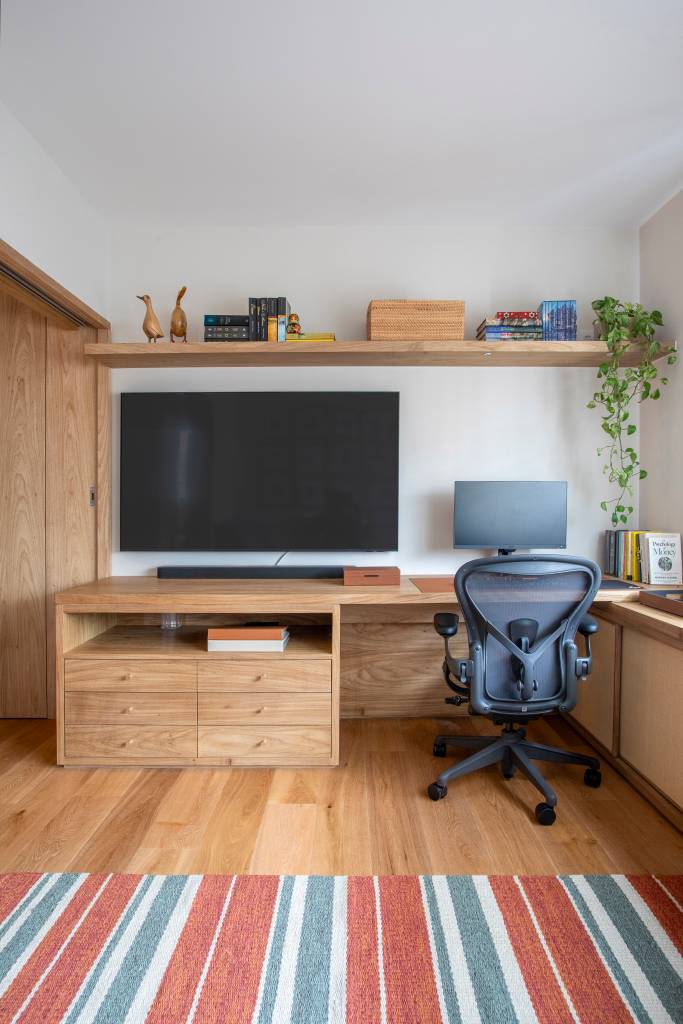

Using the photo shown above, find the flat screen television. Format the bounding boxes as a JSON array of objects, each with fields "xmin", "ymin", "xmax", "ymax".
[
  {"xmin": 120, "ymin": 392, "xmax": 399, "ymax": 551},
  {"xmin": 453, "ymin": 480, "xmax": 567, "ymax": 551}
]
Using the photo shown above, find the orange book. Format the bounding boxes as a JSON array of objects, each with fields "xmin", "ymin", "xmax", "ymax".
[{"xmin": 207, "ymin": 627, "xmax": 286, "ymax": 641}]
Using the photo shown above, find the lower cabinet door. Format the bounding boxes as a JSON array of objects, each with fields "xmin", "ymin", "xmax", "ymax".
[
  {"xmin": 620, "ymin": 628, "xmax": 683, "ymax": 810},
  {"xmin": 65, "ymin": 724, "xmax": 197, "ymax": 759},
  {"xmin": 198, "ymin": 725, "xmax": 331, "ymax": 760}
]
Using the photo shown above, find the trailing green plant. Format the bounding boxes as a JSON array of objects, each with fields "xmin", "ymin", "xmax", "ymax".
[{"xmin": 588, "ymin": 297, "xmax": 676, "ymax": 525}]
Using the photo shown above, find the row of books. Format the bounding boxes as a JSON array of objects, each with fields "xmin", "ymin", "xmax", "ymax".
[
  {"xmin": 605, "ymin": 529, "xmax": 682, "ymax": 584},
  {"xmin": 476, "ymin": 301, "xmax": 577, "ymax": 341},
  {"xmin": 204, "ymin": 298, "xmax": 291, "ymax": 342},
  {"xmin": 207, "ymin": 625, "xmax": 289, "ymax": 652},
  {"xmin": 477, "ymin": 310, "xmax": 543, "ymax": 341}
]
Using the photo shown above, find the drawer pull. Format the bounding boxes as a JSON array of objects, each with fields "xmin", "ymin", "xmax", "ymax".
[
  {"xmin": 257, "ymin": 673, "xmax": 267, "ymax": 681},
  {"xmin": 256, "ymin": 738, "xmax": 267, "ymax": 747},
  {"xmin": 124, "ymin": 706, "xmax": 135, "ymax": 713},
  {"xmin": 257, "ymin": 706, "xmax": 267, "ymax": 714},
  {"xmin": 120, "ymin": 673, "xmax": 131, "ymax": 682}
]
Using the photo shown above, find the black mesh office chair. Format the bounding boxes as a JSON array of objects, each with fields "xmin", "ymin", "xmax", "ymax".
[{"xmin": 429, "ymin": 555, "xmax": 602, "ymax": 825}]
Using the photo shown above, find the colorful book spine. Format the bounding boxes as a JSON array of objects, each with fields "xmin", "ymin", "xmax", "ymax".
[{"xmin": 248, "ymin": 298, "xmax": 258, "ymax": 340}]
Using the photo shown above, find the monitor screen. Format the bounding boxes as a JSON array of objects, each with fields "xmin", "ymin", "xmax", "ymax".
[
  {"xmin": 453, "ymin": 481, "xmax": 567, "ymax": 550},
  {"xmin": 120, "ymin": 392, "xmax": 399, "ymax": 551}
]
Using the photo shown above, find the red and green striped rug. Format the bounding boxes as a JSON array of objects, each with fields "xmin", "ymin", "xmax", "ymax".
[{"xmin": 0, "ymin": 873, "xmax": 680, "ymax": 1022}]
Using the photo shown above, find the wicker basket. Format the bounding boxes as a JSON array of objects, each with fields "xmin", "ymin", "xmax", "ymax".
[{"xmin": 367, "ymin": 300, "xmax": 465, "ymax": 341}]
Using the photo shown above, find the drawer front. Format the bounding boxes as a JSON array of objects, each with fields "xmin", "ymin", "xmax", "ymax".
[
  {"xmin": 198, "ymin": 692, "xmax": 330, "ymax": 727},
  {"xmin": 198, "ymin": 660, "xmax": 331, "ymax": 693},
  {"xmin": 198, "ymin": 725, "xmax": 331, "ymax": 759},
  {"xmin": 66, "ymin": 724, "xmax": 197, "ymax": 759},
  {"xmin": 65, "ymin": 691, "xmax": 197, "ymax": 726},
  {"xmin": 65, "ymin": 660, "xmax": 197, "ymax": 692}
]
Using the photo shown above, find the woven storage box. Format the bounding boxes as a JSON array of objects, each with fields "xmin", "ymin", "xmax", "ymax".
[{"xmin": 367, "ymin": 300, "xmax": 465, "ymax": 341}]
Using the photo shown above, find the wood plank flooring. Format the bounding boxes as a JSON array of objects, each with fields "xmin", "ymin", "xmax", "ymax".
[{"xmin": 1, "ymin": 717, "xmax": 681, "ymax": 875}]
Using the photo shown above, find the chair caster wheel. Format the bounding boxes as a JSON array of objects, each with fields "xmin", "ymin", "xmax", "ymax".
[
  {"xmin": 584, "ymin": 767, "xmax": 602, "ymax": 788},
  {"xmin": 535, "ymin": 802, "xmax": 556, "ymax": 826},
  {"xmin": 428, "ymin": 782, "xmax": 447, "ymax": 801},
  {"xmin": 433, "ymin": 741, "xmax": 447, "ymax": 758},
  {"xmin": 502, "ymin": 767, "xmax": 516, "ymax": 779}
]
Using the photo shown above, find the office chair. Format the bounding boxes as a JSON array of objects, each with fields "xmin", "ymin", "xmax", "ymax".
[{"xmin": 429, "ymin": 555, "xmax": 602, "ymax": 825}]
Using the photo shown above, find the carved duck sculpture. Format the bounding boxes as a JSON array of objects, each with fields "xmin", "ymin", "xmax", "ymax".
[
  {"xmin": 137, "ymin": 294, "xmax": 164, "ymax": 343},
  {"xmin": 170, "ymin": 286, "xmax": 188, "ymax": 343}
]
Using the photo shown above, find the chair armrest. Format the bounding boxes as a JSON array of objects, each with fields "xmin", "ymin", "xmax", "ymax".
[
  {"xmin": 434, "ymin": 612, "xmax": 459, "ymax": 637},
  {"xmin": 578, "ymin": 615, "xmax": 599, "ymax": 637}
]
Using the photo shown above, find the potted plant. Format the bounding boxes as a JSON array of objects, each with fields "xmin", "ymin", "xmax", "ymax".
[{"xmin": 588, "ymin": 297, "xmax": 676, "ymax": 524}]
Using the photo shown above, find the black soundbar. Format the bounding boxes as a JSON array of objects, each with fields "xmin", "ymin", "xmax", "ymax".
[{"xmin": 157, "ymin": 565, "xmax": 345, "ymax": 580}]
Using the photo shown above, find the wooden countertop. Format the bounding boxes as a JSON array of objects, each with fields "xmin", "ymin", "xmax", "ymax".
[{"xmin": 56, "ymin": 574, "xmax": 641, "ymax": 613}]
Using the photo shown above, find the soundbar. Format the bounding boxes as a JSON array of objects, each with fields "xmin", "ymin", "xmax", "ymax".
[{"xmin": 157, "ymin": 566, "xmax": 345, "ymax": 580}]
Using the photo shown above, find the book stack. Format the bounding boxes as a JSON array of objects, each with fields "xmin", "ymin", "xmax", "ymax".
[
  {"xmin": 604, "ymin": 529, "xmax": 682, "ymax": 584},
  {"xmin": 538, "ymin": 300, "xmax": 577, "ymax": 340},
  {"xmin": 207, "ymin": 625, "xmax": 290, "ymax": 652},
  {"xmin": 476, "ymin": 311, "xmax": 543, "ymax": 341},
  {"xmin": 204, "ymin": 314, "xmax": 250, "ymax": 341},
  {"xmin": 248, "ymin": 298, "xmax": 291, "ymax": 342}
]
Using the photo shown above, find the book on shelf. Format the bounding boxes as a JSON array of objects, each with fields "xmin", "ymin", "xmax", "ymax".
[
  {"xmin": 495, "ymin": 311, "xmax": 543, "ymax": 321},
  {"xmin": 538, "ymin": 300, "xmax": 577, "ymax": 341},
  {"xmin": 286, "ymin": 332, "xmax": 336, "ymax": 342},
  {"xmin": 604, "ymin": 529, "xmax": 682, "ymax": 584},
  {"xmin": 207, "ymin": 626, "xmax": 290, "ymax": 652},
  {"xmin": 204, "ymin": 315, "xmax": 250, "ymax": 327},
  {"xmin": 204, "ymin": 326, "xmax": 250, "ymax": 340},
  {"xmin": 247, "ymin": 297, "xmax": 292, "ymax": 340}
]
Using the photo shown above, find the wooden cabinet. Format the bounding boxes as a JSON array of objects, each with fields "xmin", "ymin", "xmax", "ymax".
[
  {"xmin": 58, "ymin": 621, "xmax": 338, "ymax": 767},
  {"xmin": 620, "ymin": 628, "xmax": 683, "ymax": 811},
  {"xmin": 569, "ymin": 614, "xmax": 619, "ymax": 753}
]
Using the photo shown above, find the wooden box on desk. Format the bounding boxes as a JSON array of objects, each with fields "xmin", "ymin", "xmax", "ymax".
[{"xmin": 343, "ymin": 566, "xmax": 401, "ymax": 587}]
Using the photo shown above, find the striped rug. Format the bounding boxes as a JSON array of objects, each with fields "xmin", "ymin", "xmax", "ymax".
[{"xmin": 0, "ymin": 874, "xmax": 681, "ymax": 1023}]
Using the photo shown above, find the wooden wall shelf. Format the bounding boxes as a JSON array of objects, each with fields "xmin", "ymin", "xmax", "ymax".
[{"xmin": 84, "ymin": 340, "xmax": 676, "ymax": 369}]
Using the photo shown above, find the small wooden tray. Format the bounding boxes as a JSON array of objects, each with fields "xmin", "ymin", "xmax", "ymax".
[{"xmin": 638, "ymin": 590, "xmax": 683, "ymax": 618}]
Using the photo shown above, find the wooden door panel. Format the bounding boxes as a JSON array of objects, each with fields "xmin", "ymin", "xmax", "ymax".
[{"xmin": 0, "ymin": 294, "xmax": 47, "ymax": 717}]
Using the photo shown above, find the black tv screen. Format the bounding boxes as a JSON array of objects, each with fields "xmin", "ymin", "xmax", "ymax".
[{"xmin": 120, "ymin": 392, "xmax": 399, "ymax": 551}]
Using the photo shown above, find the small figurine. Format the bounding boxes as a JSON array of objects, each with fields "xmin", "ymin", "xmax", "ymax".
[
  {"xmin": 170, "ymin": 286, "xmax": 188, "ymax": 343},
  {"xmin": 137, "ymin": 294, "xmax": 164, "ymax": 343},
  {"xmin": 286, "ymin": 312, "xmax": 302, "ymax": 336}
]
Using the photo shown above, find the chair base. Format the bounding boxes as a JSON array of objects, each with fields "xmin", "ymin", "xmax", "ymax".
[{"xmin": 429, "ymin": 723, "xmax": 600, "ymax": 824}]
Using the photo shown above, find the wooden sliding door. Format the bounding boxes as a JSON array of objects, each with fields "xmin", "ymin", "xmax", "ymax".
[{"xmin": 0, "ymin": 293, "xmax": 48, "ymax": 716}]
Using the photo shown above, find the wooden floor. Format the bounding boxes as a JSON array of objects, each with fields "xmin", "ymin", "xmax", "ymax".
[{"xmin": 1, "ymin": 717, "xmax": 681, "ymax": 876}]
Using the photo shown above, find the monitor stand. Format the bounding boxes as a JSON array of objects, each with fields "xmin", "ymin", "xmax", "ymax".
[{"xmin": 497, "ymin": 548, "xmax": 516, "ymax": 557}]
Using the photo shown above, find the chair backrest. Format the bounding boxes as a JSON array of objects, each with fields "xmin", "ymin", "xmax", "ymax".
[{"xmin": 455, "ymin": 555, "xmax": 601, "ymax": 716}]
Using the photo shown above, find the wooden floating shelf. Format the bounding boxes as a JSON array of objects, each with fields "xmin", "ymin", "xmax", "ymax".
[{"xmin": 85, "ymin": 340, "xmax": 676, "ymax": 369}]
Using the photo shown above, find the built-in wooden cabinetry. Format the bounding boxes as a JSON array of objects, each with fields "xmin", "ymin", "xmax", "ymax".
[
  {"xmin": 0, "ymin": 241, "xmax": 110, "ymax": 718},
  {"xmin": 569, "ymin": 603, "xmax": 683, "ymax": 829}
]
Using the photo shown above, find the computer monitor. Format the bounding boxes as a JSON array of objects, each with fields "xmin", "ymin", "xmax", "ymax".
[{"xmin": 453, "ymin": 481, "xmax": 567, "ymax": 554}]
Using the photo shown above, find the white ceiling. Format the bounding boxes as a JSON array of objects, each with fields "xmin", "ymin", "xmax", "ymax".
[{"xmin": 2, "ymin": 0, "xmax": 682, "ymax": 227}]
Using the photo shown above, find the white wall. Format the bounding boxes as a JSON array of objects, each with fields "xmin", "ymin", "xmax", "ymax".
[
  {"xmin": 109, "ymin": 223, "xmax": 637, "ymax": 575},
  {"xmin": 639, "ymin": 189, "xmax": 683, "ymax": 533},
  {"xmin": 0, "ymin": 102, "xmax": 108, "ymax": 313}
]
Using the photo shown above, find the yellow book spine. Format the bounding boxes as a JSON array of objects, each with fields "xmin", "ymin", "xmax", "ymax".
[{"xmin": 267, "ymin": 316, "xmax": 277, "ymax": 342}]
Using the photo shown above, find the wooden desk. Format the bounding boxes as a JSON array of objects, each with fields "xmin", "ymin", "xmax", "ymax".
[{"xmin": 52, "ymin": 575, "xmax": 655, "ymax": 773}]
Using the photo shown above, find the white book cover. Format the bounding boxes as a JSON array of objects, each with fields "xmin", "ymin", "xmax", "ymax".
[
  {"xmin": 645, "ymin": 534, "xmax": 682, "ymax": 585},
  {"xmin": 207, "ymin": 632, "xmax": 290, "ymax": 653}
]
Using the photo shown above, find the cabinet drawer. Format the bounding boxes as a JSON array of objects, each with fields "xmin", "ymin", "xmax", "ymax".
[
  {"xmin": 198, "ymin": 692, "xmax": 330, "ymax": 726},
  {"xmin": 65, "ymin": 660, "xmax": 197, "ymax": 692},
  {"xmin": 198, "ymin": 660, "xmax": 331, "ymax": 693},
  {"xmin": 198, "ymin": 725, "xmax": 331, "ymax": 759},
  {"xmin": 65, "ymin": 691, "xmax": 197, "ymax": 726},
  {"xmin": 65, "ymin": 724, "xmax": 197, "ymax": 759}
]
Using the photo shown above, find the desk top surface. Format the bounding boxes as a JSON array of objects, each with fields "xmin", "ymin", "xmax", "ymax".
[{"xmin": 56, "ymin": 574, "xmax": 635, "ymax": 610}]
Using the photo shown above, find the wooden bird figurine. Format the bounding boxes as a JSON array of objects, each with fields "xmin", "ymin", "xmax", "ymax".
[
  {"xmin": 170, "ymin": 286, "xmax": 188, "ymax": 343},
  {"xmin": 137, "ymin": 294, "xmax": 164, "ymax": 343}
]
